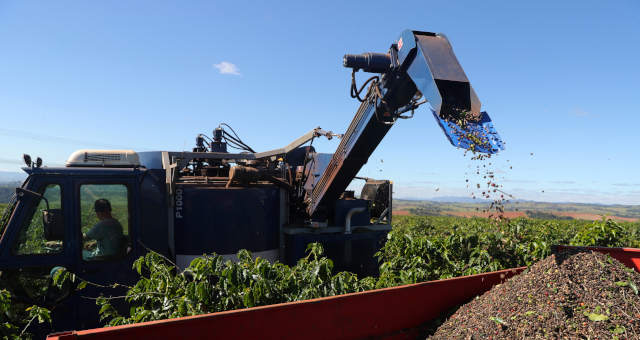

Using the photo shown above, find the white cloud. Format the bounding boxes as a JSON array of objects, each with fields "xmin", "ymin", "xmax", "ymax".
[
  {"xmin": 213, "ymin": 61, "xmax": 241, "ymax": 76},
  {"xmin": 571, "ymin": 107, "xmax": 590, "ymax": 117}
]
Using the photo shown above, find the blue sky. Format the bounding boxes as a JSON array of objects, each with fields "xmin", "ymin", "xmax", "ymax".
[{"xmin": 0, "ymin": 1, "xmax": 639, "ymax": 204}]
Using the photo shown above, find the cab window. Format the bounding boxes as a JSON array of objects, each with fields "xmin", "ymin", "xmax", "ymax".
[
  {"xmin": 13, "ymin": 184, "xmax": 64, "ymax": 255},
  {"xmin": 80, "ymin": 184, "xmax": 129, "ymax": 261}
]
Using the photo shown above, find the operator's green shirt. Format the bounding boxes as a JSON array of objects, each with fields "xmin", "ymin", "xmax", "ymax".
[{"xmin": 85, "ymin": 218, "xmax": 124, "ymax": 258}]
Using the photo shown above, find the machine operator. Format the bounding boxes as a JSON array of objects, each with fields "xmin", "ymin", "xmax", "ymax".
[{"xmin": 82, "ymin": 199, "xmax": 125, "ymax": 260}]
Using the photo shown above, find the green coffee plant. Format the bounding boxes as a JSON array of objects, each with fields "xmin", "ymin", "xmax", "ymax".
[
  {"xmin": 0, "ymin": 288, "xmax": 51, "ymax": 340},
  {"xmin": 27, "ymin": 215, "xmax": 640, "ymax": 329},
  {"xmin": 96, "ymin": 244, "xmax": 374, "ymax": 326},
  {"xmin": 0, "ymin": 201, "xmax": 14, "ymax": 236},
  {"xmin": 376, "ymin": 216, "xmax": 639, "ymax": 286},
  {"xmin": 571, "ymin": 218, "xmax": 640, "ymax": 248}
]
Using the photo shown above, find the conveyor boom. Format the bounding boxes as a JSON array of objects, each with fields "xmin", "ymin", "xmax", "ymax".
[{"xmin": 306, "ymin": 30, "xmax": 503, "ymax": 218}]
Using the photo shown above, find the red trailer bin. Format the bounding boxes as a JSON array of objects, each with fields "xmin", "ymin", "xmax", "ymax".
[{"xmin": 47, "ymin": 246, "xmax": 640, "ymax": 340}]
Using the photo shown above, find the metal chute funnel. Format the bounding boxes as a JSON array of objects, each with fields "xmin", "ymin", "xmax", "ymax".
[
  {"xmin": 431, "ymin": 109, "xmax": 504, "ymax": 154},
  {"xmin": 402, "ymin": 31, "xmax": 504, "ymax": 153}
]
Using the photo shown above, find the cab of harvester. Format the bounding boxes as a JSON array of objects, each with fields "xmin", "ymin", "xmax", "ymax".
[
  {"xmin": 0, "ymin": 29, "xmax": 503, "ymax": 335},
  {"xmin": 0, "ymin": 145, "xmax": 393, "ymax": 332},
  {"xmin": 0, "ymin": 153, "xmax": 169, "ymax": 331}
]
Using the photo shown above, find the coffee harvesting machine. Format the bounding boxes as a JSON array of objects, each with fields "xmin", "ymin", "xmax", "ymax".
[{"xmin": 0, "ymin": 29, "xmax": 503, "ymax": 332}]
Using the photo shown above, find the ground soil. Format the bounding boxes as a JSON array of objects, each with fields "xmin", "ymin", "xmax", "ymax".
[
  {"xmin": 428, "ymin": 250, "xmax": 640, "ymax": 339},
  {"xmin": 553, "ymin": 212, "xmax": 638, "ymax": 223},
  {"xmin": 446, "ymin": 211, "xmax": 526, "ymax": 219},
  {"xmin": 445, "ymin": 210, "xmax": 638, "ymax": 222}
]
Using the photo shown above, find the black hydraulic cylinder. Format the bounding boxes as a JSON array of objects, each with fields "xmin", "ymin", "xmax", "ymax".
[{"xmin": 343, "ymin": 53, "xmax": 391, "ymax": 73}]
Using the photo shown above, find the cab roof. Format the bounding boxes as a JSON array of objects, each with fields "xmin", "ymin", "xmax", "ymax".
[{"xmin": 22, "ymin": 166, "xmax": 146, "ymax": 177}]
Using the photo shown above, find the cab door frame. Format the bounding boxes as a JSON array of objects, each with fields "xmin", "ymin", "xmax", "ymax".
[
  {"xmin": 71, "ymin": 173, "xmax": 141, "ymax": 278},
  {"xmin": 0, "ymin": 174, "xmax": 78, "ymax": 333},
  {"xmin": 0, "ymin": 175, "xmax": 74, "ymax": 269},
  {"xmin": 70, "ymin": 173, "xmax": 141, "ymax": 330}
]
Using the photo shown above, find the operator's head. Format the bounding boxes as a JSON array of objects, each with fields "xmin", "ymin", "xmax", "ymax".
[{"xmin": 94, "ymin": 199, "xmax": 112, "ymax": 219}]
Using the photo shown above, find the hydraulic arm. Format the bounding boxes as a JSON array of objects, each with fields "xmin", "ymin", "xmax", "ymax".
[{"xmin": 306, "ymin": 30, "xmax": 504, "ymax": 218}]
